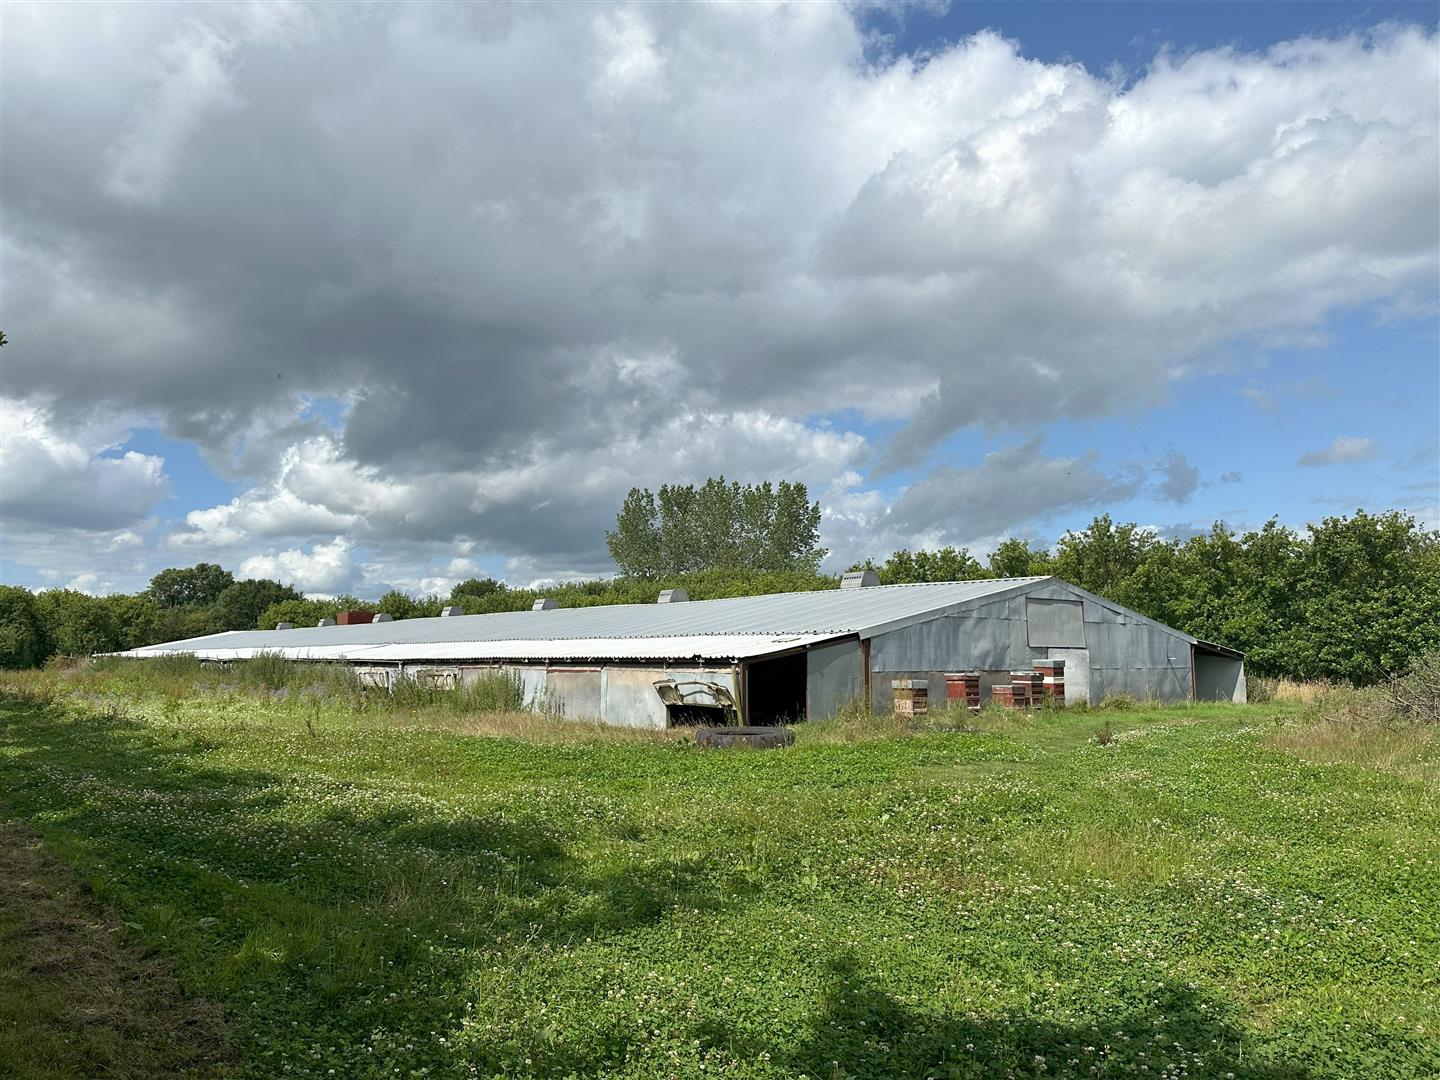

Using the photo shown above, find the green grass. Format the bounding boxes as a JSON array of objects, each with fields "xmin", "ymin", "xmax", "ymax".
[{"xmin": 0, "ymin": 671, "xmax": 1436, "ymax": 1079}]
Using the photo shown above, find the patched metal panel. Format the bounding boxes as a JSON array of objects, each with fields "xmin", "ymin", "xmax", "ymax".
[
  {"xmin": 508, "ymin": 666, "xmax": 549, "ymax": 710},
  {"xmin": 1026, "ymin": 598, "xmax": 1086, "ymax": 648},
  {"xmin": 354, "ymin": 667, "xmax": 392, "ymax": 690},
  {"xmin": 868, "ymin": 612, "xmax": 1031, "ymax": 674},
  {"xmin": 409, "ymin": 666, "xmax": 458, "ymax": 689},
  {"xmin": 1081, "ymin": 611, "xmax": 1193, "ymax": 702},
  {"xmin": 601, "ymin": 667, "xmax": 672, "ymax": 730},
  {"xmin": 806, "ymin": 639, "xmax": 863, "ymax": 719},
  {"xmin": 545, "ymin": 667, "xmax": 602, "ymax": 719}
]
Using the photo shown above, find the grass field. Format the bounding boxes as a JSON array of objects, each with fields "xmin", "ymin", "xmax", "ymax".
[{"xmin": 0, "ymin": 667, "xmax": 1436, "ymax": 1079}]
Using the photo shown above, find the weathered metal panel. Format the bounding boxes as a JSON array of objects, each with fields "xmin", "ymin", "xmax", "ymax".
[
  {"xmin": 505, "ymin": 665, "xmax": 549, "ymax": 711},
  {"xmin": 405, "ymin": 665, "xmax": 459, "ymax": 689},
  {"xmin": 354, "ymin": 666, "xmax": 393, "ymax": 690},
  {"xmin": 544, "ymin": 668, "xmax": 603, "ymax": 720},
  {"xmin": 1026, "ymin": 598, "xmax": 1086, "ymax": 648},
  {"xmin": 601, "ymin": 667, "xmax": 671, "ymax": 730},
  {"xmin": 868, "ymin": 613, "xmax": 1019, "ymax": 673},
  {"xmin": 1081, "ymin": 610, "xmax": 1193, "ymax": 702},
  {"xmin": 806, "ymin": 638, "xmax": 863, "ymax": 719},
  {"xmin": 601, "ymin": 666, "xmax": 739, "ymax": 729}
]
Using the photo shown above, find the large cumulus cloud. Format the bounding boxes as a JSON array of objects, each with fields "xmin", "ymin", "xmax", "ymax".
[{"xmin": 3, "ymin": 4, "xmax": 1436, "ymax": 585}]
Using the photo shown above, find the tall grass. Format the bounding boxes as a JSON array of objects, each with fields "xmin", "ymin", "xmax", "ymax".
[
  {"xmin": 1260, "ymin": 653, "xmax": 1440, "ymax": 781},
  {"xmin": 12, "ymin": 656, "xmax": 528, "ymax": 721},
  {"xmin": 388, "ymin": 670, "xmax": 524, "ymax": 713}
]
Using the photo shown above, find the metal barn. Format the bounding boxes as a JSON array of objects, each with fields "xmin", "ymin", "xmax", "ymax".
[{"xmin": 119, "ymin": 575, "xmax": 1246, "ymax": 728}]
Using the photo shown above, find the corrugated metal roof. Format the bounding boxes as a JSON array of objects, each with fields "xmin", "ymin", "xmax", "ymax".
[
  {"xmin": 123, "ymin": 633, "xmax": 841, "ymax": 664},
  {"xmin": 119, "ymin": 577, "xmax": 1050, "ymax": 660}
]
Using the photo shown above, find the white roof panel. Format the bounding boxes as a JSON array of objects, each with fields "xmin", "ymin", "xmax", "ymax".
[
  {"xmin": 122, "ymin": 633, "xmax": 841, "ymax": 664},
  {"xmin": 116, "ymin": 578, "xmax": 1057, "ymax": 662}
]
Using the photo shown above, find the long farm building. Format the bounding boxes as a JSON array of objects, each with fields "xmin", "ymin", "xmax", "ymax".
[{"xmin": 120, "ymin": 575, "xmax": 1246, "ymax": 727}]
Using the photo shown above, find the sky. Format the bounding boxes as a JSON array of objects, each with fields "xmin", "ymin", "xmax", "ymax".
[{"xmin": 1, "ymin": 1, "xmax": 1437, "ymax": 598}]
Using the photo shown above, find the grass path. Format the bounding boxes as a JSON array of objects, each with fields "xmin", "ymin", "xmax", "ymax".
[
  {"xmin": 0, "ymin": 820, "xmax": 231, "ymax": 1078},
  {"xmin": 0, "ymin": 686, "xmax": 1436, "ymax": 1079}
]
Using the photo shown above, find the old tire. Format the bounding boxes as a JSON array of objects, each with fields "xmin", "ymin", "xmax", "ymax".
[{"xmin": 694, "ymin": 726, "xmax": 795, "ymax": 750}]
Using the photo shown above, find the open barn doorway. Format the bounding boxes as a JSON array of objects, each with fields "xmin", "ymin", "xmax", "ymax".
[{"xmin": 744, "ymin": 652, "xmax": 807, "ymax": 725}]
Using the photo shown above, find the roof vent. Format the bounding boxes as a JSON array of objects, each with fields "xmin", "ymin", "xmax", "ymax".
[
  {"xmin": 841, "ymin": 570, "xmax": 881, "ymax": 589},
  {"xmin": 532, "ymin": 598, "xmax": 559, "ymax": 611},
  {"xmin": 440, "ymin": 605, "xmax": 463, "ymax": 617},
  {"xmin": 275, "ymin": 621, "xmax": 294, "ymax": 630},
  {"xmin": 372, "ymin": 613, "xmax": 393, "ymax": 623},
  {"xmin": 317, "ymin": 618, "xmax": 336, "ymax": 627},
  {"xmin": 657, "ymin": 588, "xmax": 689, "ymax": 604}
]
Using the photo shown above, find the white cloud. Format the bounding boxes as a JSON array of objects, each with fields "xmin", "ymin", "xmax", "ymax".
[
  {"xmin": 239, "ymin": 537, "xmax": 359, "ymax": 596},
  {"xmin": 2, "ymin": 7, "xmax": 1435, "ymax": 581},
  {"xmin": 0, "ymin": 398, "xmax": 171, "ymax": 530},
  {"xmin": 1298, "ymin": 435, "xmax": 1377, "ymax": 466},
  {"xmin": 64, "ymin": 572, "xmax": 104, "ymax": 595},
  {"xmin": 167, "ymin": 412, "xmax": 869, "ymax": 579}
]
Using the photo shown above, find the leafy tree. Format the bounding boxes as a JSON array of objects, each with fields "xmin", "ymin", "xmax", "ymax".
[
  {"xmin": 607, "ymin": 478, "xmax": 825, "ymax": 578},
  {"xmin": 451, "ymin": 578, "xmax": 506, "ymax": 602},
  {"xmin": 33, "ymin": 590, "xmax": 118, "ymax": 658},
  {"xmin": 148, "ymin": 563, "xmax": 235, "ymax": 608},
  {"xmin": 255, "ymin": 597, "xmax": 334, "ymax": 630},
  {"xmin": 376, "ymin": 590, "xmax": 444, "ymax": 620},
  {"xmin": 101, "ymin": 594, "xmax": 168, "ymax": 651},
  {"xmin": 1284, "ymin": 510, "xmax": 1440, "ymax": 684},
  {"xmin": 0, "ymin": 586, "xmax": 47, "ymax": 669},
  {"xmin": 863, "ymin": 547, "xmax": 987, "ymax": 584},
  {"xmin": 988, "ymin": 538, "xmax": 1055, "ymax": 578},
  {"xmin": 209, "ymin": 579, "xmax": 303, "ymax": 632},
  {"xmin": 1051, "ymin": 515, "xmax": 1162, "ymax": 609}
]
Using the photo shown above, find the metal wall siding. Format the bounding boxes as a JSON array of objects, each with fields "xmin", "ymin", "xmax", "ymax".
[{"xmin": 805, "ymin": 639, "xmax": 864, "ymax": 719}]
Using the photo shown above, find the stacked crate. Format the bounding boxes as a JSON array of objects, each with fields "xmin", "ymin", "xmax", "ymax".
[
  {"xmin": 1010, "ymin": 672, "xmax": 1035, "ymax": 709},
  {"xmin": 944, "ymin": 672, "xmax": 981, "ymax": 712},
  {"xmin": 892, "ymin": 678, "xmax": 929, "ymax": 717},
  {"xmin": 1036, "ymin": 659, "xmax": 1066, "ymax": 705}
]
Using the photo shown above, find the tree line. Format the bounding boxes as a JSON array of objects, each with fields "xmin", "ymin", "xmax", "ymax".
[{"xmin": 0, "ymin": 477, "xmax": 1435, "ymax": 685}]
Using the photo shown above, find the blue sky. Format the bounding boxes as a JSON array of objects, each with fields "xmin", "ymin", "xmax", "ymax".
[{"xmin": 2, "ymin": 1, "xmax": 1436, "ymax": 597}]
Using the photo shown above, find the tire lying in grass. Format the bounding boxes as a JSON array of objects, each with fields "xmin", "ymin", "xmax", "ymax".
[{"xmin": 694, "ymin": 726, "xmax": 795, "ymax": 749}]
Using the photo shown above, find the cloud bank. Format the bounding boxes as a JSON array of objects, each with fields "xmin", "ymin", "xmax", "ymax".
[{"xmin": 2, "ymin": 5, "xmax": 1435, "ymax": 585}]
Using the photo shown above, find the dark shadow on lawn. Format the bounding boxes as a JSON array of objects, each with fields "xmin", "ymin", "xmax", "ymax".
[
  {"xmin": 768, "ymin": 956, "xmax": 1309, "ymax": 1079},
  {"xmin": 0, "ymin": 694, "xmax": 755, "ymax": 945}
]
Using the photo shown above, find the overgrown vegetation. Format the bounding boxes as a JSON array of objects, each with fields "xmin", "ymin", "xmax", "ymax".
[{"xmin": 0, "ymin": 668, "xmax": 1435, "ymax": 1078}]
